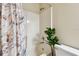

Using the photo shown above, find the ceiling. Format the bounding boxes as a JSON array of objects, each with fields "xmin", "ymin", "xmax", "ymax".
[{"xmin": 22, "ymin": 3, "xmax": 54, "ymax": 13}]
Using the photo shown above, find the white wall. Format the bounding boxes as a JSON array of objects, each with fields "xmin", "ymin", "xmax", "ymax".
[
  {"xmin": 40, "ymin": 8, "xmax": 51, "ymax": 37},
  {"xmin": 25, "ymin": 11, "xmax": 39, "ymax": 56},
  {"xmin": 53, "ymin": 4, "xmax": 79, "ymax": 49},
  {"xmin": 39, "ymin": 3, "xmax": 79, "ymax": 56},
  {"xmin": 23, "ymin": 4, "xmax": 40, "ymax": 56},
  {"xmin": 23, "ymin": 3, "xmax": 52, "ymax": 56},
  {"xmin": 37, "ymin": 7, "xmax": 51, "ymax": 55}
]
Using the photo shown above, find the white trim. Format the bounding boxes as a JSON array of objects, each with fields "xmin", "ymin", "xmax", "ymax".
[
  {"xmin": 51, "ymin": 7, "xmax": 53, "ymax": 29},
  {"xmin": 55, "ymin": 44, "xmax": 79, "ymax": 56}
]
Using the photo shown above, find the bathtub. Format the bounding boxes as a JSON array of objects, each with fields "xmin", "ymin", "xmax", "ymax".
[
  {"xmin": 55, "ymin": 44, "xmax": 79, "ymax": 56},
  {"xmin": 40, "ymin": 44, "xmax": 79, "ymax": 56}
]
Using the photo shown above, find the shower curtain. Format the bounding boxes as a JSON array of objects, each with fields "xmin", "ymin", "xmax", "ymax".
[{"xmin": 0, "ymin": 3, "xmax": 27, "ymax": 56}]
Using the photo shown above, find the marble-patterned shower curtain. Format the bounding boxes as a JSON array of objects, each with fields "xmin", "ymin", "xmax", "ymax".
[{"xmin": 0, "ymin": 3, "xmax": 26, "ymax": 56}]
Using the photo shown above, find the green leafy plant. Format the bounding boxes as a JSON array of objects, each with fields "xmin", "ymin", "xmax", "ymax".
[{"xmin": 44, "ymin": 27, "xmax": 59, "ymax": 56}]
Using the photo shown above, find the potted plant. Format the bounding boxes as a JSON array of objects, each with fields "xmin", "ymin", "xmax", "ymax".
[{"xmin": 44, "ymin": 27, "xmax": 59, "ymax": 56}]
